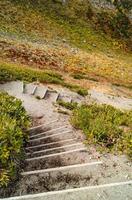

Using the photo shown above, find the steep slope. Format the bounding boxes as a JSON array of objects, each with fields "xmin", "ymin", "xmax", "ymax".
[
  {"xmin": 0, "ymin": 0, "xmax": 132, "ymax": 93},
  {"xmin": 0, "ymin": 81, "xmax": 131, "ymax": 199}
]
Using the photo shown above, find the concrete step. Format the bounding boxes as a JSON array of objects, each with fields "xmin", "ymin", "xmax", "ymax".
[
  {"xmin": 34, "ymin": 86, "xmax": 48, "ymax": 99},
  {"xmin": 23, "ymin": 83, "xmax": 37, "ymax": 95},
  {"xmin": 26, "ymin": 142, "xmax": 84, "ymax": 157},
  {"xmin": 59, "ymin": 95, "xmax": 72, "ymax": 103},
  {"xmin": 44, "ymin": 90, "xmax": 60, "ymax": 102},
  {"xmin": 26, "ymin": 138, "xmax": 79, "ymax": 152},
  {"xmin": 1, "ymin": 163, "xmax": 131, "ymax": 199},
  {"xmin": 24, "ymin": 149, "xmax": 94, "ymax": 171},
  {"xmin": 28, "ymin": 120, "xmax": 59, "ymax": 135},
  {"xmin": 5, "ymin": 162, "xmax": 102, "ymax": 197},
  {"xmin": 2, "ymin": 181, "xmax": 131, "ymax": 200},
  {"xmin": 0, "ymin": 81, "xmax": 23, "ymax": 94},
  {"xmin": 29, "ymin": 126, "xmax": 69, "ymax": 139},
  {"xmin": 28, "ymin": 130, "xmax": 76, "ymax": 146},
  {"xmin": 26, "ymin": 147, "xmax": 87, "ymax": 162}
]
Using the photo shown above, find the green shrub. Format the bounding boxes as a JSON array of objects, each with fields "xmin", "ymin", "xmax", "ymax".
[
  {"xmin": 63, "ymin": 82, "xmax": 88, "ymax": 96},
  {"xmin": 57, "ymin": 100, "xmax": 78, "ymax": 110},
  {"xmin": 0, "ymin": 63, "xmax": 63, "ymax": 85},
  {"xmin": 0, "ymin": 92, "xmax": 30, "ymax": 187},
  {"xmin": 71, "ymin": 104, "xmax": 132, "ymax": 157},
  {"xmin": 0, "ymin": 62, "xmax": 87, "ymax": 96},
  {"xmin": 96, "ymin": 10, "xmax": 132, "ymax": 38},
  {"xmin": 71, "ymin": 73, "xmax": 85, "ymax": 80}
]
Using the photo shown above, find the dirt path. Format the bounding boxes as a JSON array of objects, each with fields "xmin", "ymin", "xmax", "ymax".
[{"xmin": 0, "ymin": 81, "xmax": 132, "ymax": 200}]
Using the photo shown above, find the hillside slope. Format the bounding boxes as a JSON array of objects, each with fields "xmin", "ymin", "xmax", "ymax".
[{"xmin": 0, "ymin": 0, "xmax": 132, "ymax": 93}]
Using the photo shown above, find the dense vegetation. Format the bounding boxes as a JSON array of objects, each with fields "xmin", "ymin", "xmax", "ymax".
[
  {"xmin": 71, "ymin": 104, "xmax": 132, "ymax": 158},
  {"xmin": 0, "ymin": 93, "xmax": 30, "ymax": 187},
  {"xmin": 0, "ymin": 0, "xmax": 132, "ymax": 90},
  {"xmin": 57, "ymin": 102, "xmax": 132, "ymax": 158},
  {"xmin": 57, "ymin": 100, "xmax": 78, "ymax": 110},
  {"xmin": 10, "ymin": 0, "xmax": 131, "ymax": 42}
]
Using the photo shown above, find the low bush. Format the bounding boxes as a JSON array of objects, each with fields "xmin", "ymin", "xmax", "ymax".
[
  {"xmin": 0, "ymin": 92, "xmax": 30, "ymax": 187},
  {"xmin": 0, "ymin": 63, "xmax": 63, "ymax": 85},
  {"xmin": 57, "ymin": 100, "xmax": 78, "ymax": 110},
  {"xmin": 71, "ymin": 104, "xmax": 132, "ymax": 158},
  {"xmin": 0, "ymin": 62, "xmax": 88, "ymax": 96},
  {"xmin": 63, "ymin": 82, "xmax": 88, "ymax": 96},
  {"xmin": 95, "ymin": 10, "xmax": 132, "ymax": 40}
]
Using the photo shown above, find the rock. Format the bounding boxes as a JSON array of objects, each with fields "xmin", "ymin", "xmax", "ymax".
[{"xmin": 92, "ymin": 43, "xmax": 96, "ymax": 47}]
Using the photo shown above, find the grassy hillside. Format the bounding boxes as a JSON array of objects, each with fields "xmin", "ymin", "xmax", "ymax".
[{"xmin": 0, "ymin": 0, "xmax": 132, "ymax": 90}]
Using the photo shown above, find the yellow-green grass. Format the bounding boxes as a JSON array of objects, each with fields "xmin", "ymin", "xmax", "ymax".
[
  {"xmin": 0, "ymin": 92, "xmax": 30, "ymax": 187},
  {"xmin": 71, "ymin": 104, "xmax": 132, "ymax": 158},
  {"xmin": 0, "ymin": 0, "xmax": 132, "ymax": 89},
  {"xmin": 0, "ymin": 61, "xmax": 88, "ymax": 96}
]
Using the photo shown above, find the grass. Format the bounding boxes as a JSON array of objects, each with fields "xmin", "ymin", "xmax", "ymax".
[
  {"xmin": 0, "ymin": 92, "xmax": 30, "ymax": 187},
  {"xmin": 71, "ymin": 73, "xmax": 99, "ymax": 82},
  {"xmin": 71, "ymin": 104, "xmax": 132, "ymax": 158},
  {"xmin": 57, "ymin": 108, "xmax": 69, "ymax": 115},
  {"xmin": 0, "ymin": 0, "xmax": 132, "ymax": 89},
  {"xmin": 0, "ymin": 62, "xmax": 63, "ymax": 84},
  {"xmin": 57, "ymin": 100, "xmax": 78, "ymax": 110},
  {"xmin": 0, "ymin": 61, "xmax": 88, "ymax": 96}
]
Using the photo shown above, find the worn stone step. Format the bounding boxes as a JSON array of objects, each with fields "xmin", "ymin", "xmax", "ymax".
[
  {"xmin": 22, "ymin": 161, "xmax": 103, "ymax": 176},
  {"xmin": 24, "ymin": 83, "xmax": 37, "ymax": 95},
  {"xmin": 28, "ymin": 130, "xmax": 76, "ymax": 146},
  {"xmin": 28, "ymin": 120, "xmax": 59, "ymax": 135},
  {"xmin": 29, "ymin": 126, "xmax": 69, "ymax": 139},
  {"xmin": 34, "ymin": 86, "xmax": 48, "ymax": 99},
  {"xmin": 1, "ymin": 163, "xmax": 131, "ymax": 199},
  {"xmin": 26, "ymin": 138, "xmax": 79, "ymax": 152},
  {"xmin": 2, "ymin": 181, "xmax": 131, "ymax": 200},
  {"xmin": 44, "ymin": 91, "xmax": 60, "ymax": 102},
  {"xmin": 24, "ymin": 149, "xmax": 95, "ymax": 172},
  {"xmin": 26, "ymin": 142, "xmax": 84, "ymax": 157},
  {"xmin": 59, "ymin": 95, "xmax": 72, "ymax": 103},
  {"xmin": 0, "ymin": 81, "xmax": 23, "ymax": 94},
  {"xmin": 26, "ymin": 148, "xmax": 87, "ymax": 162},
  {"xmin": 9, "ymin": 162, "xmax": 103, "ymax": 197}
]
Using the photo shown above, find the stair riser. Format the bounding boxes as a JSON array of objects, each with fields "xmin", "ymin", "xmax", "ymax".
[
  {"xmin": 28, "ymin": 132, "xmax": 75, "ymax": 146},
  {"xmin": 29, "ymin": 127, "xmax": 69, "ymax": 140},
  {"xmin": 1, "ymin": 166, "xmax": 131, "ymax": 199},
  {"xmin": 25, "ymin": 151, "xmax": 92, "ymax": 171},
  {"xmin": 26, "ymin": 144, "xmax": 84, "ymax": 157},
  {"xmin": 26, "ymin": 139, "xmax": 78, "ymax": 152}
]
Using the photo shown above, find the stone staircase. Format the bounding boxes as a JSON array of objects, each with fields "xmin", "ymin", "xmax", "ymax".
[
  {"xmin": 0, "ymin": 81, "xmax": 132, "ymax": 200},
  {"xmin": 23, "ymin": 82, "xmax": 82, "ymax": 103}
]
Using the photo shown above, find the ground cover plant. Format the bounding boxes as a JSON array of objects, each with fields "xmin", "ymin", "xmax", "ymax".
[
  {"xmin": 57, "ymin": 100, "xmax": 78, "ymax": 110},
  {"xmin": 0, "ymin": 0, "xmax": 132, "ymax": 90},
  {"xmin": 71, "ymin": 104, "xmax": 132, "ymax": 158},
  {"xmin": 0, "ymin": 62, "xmax": 88, "ymax": 96},
  {"xmin": 0, "ymin": 92, "xmax": 30, "ymax": 187}
]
